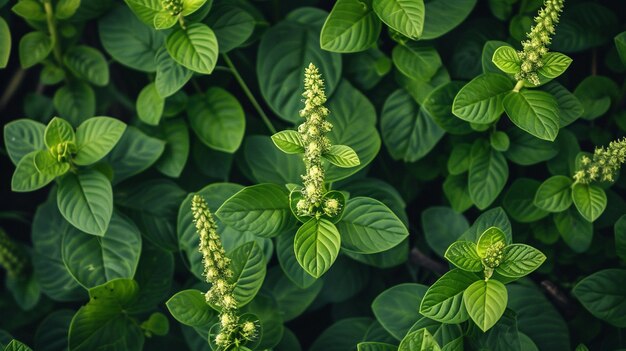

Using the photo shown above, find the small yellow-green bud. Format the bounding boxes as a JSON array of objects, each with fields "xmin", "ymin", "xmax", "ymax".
[
  {"xmin": 574, "ymin": 138, "xmax": 626, "ymax": 184},
  {"xmin": 482, "ymin": 241, "xmax": 506, "ymax": 269}
]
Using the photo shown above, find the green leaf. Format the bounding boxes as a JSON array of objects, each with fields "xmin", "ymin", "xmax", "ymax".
[
  {"xmin": 421, "ymin": 206, "xmax": 469, "ymax": 258},
  {"xmin": 452, "ymin": 73, "xmax": 514, "ymax": 124},
  {"xmin": 206, "ymin": 4, "xmax": 255, "ymax": 53},
  {"xmin": 140, "ymin": 313, "xmax": 169, "ymax": 336},
  {"xmin": 573, "ymin": 269, "xmax": 626, "ymax": 328},
  {"xmin": 505, "ymin": 128, "xmax": 558, "ymax": 166},
  {"xmin": 68, "ymin": 279, "xmax": 144, "ymax": 351},
  {"xmin": 534, "ymin": 176, "xmax": 573, "ymax": 212},
  {"xmin": 463, "ymin": 279, "xmax": 508, "ymax": 332},
  {"xmin": 358, "ymin": 342, "xmax": 398, "ymax": 351},
  {"xmin": 476, "ymin": 227, "xmax": 507, "ymax": 257},
  {"xmin": 53, "ymin": 82, "xmax": 96, "ymax": 126},
  {"xmin": 19, "ymin": 31, "xmax": 51, "ymax": 68},
  {"xmin": 155, "ymin": 118, "xmax": 190, "ymax": 178},
  {"xmin": 55, "ymin": 0, "xmax": 81, "ymax": 19},
  {"xmin": 276, "ymin": 231, "xmax": 317, "ymax": 289},
  {"xmin": 336, "ymin": 197, "xmax": 408, "ymax": 254},
  {"xmin": 61, "ymin": 212, "xmax": 142, "ymax": 288},
  {"xmin": 422, "ymin": 82, "xmax": 473, "ymax": 135},
  {"xmin": 553, "ymin": 208, "xmax": 593, "ymax": 253},
  {"xmin": 0, "ymin": 17, "xmax": 10, "ymax": 68},
  {"xmin": 447, "ymin": 143, "xmax": 471, "ymax": 175},
  {"xmin": 229, "ymin": 242, "xmax": 267, "ymax": 307},
  {"xmin": 271, "ymin": 130, "xmax": 304, "ymax": 154},
  {"xmin": 490, "ymin": 131, "xmax": 509, "ymax": 152},
  {"xmin": 266, "ymin": 265, "xmax": 323, "ymax": 321},
  {"xmin": 323, "ymin": 145, "xmax": 360, "ymax": 168},
  {"xmin": 34, "ymin": 150, "xmax": 69, "ymax": 177},
  {"xmin": 136, "ymin": 83, "xmax": 165, "ymax": 126},
  {"xmin": 257, "ymin": 12, "xmax": 342, "ymax": 123},
  {"xmin": 34, "ymin": 309, "xmax": 74, "ymax": 351},
  {"xmin": 372, "ymin": 283, "xmax": 427, "ymax": 340},
  {"xmin": 153, "ymin": 11, "xmax": 177, "ymax": 30},
  {"xmin": 74, "ymin": 117, "xmax": 126, "ymax": 166},
  {"xmin": 123, "ymin": 0, "xmax": 161, "ymax": 25},
  {"xmin": 57, "ymin": 168, "xmax": 113, "ymax": 236},
  {"xmin": 399, "ymin": 328, "xmax": 441, "ymax": 351},
  {"xmin": 496, "ymin": 244, "xmax": 545, "ymax": 278},
  {"xmin": 104, "ymin": 126, "xmax": 165, "ymax": 183},
  {"xmin": 63, "ymin": 46, "xmax": 110, "ymax": 86},
  {"xmin": 380, "ymin": 89, "xmax": 444, "ymax": 162},
  {"xmin": 537, "ymin": 52, "xmax": 572, "ymax": 79},
  {"xmin": 4, "ymin": 340, "xmax": 33, "ymax": 351},
  {"xmin": 217, "ymin": 184, "xmax": 297, "ymax": 238},
  {"xmin": 11, "ymin": 0, "xmax": 46, "ymax": 21},
  {"xmin": 421, "ymin": 0, "xmax": 476, "ymax": 40},
  {"xmin": 166, "ymin": 289, "xmax": 215, "ymax": 328},
  {"xmin": 615, "ymin": 32, "xmax": 626, "ymax": 66},
  {"xmin": 166, "ymin": 23, "xmax": 218, "ymax": 74},
  {"xmin": 552, "ymin": 2, "xmax": 617, "ymax": 53},
  {"xmin": 573, "ymin": 76, "xmax": 617, "ymax": 121},
  {"xmin": 503, "ymin": 90, "xmax": 560, "ymax": 141},
  {"xmin": 310, "ymin": 318, "xmax": 371, "ymax": 351},
  {"xmin": 320, "ymin": 0, "xmax": 381, "ymax": 53},
  {"xmin": 3, "ymin": 119, "xmax": 45, "ymax": 165},
  {"xmin": 572, "ymin": 183, "xmax": 607, "ymax": 222},
  {"xmin": 244, "ymin": 135, "xmax": 305, "ymax": 184},
  {"xmin": 154, "ymin": 47, "xmax": 192, "ymax": 98},
  {"xmin": 615, "ymin": 215, "xmax": 626, "ymax": 263},
  {"xmin": 492, "ymin": 46, "xmax": 520, "ymax": 74},
  {"xmin": 99, "ymin": 5, "xmax": 164, "ymax": 72},
  {"xmin": 443, "ymin": 174, "xmax": 473, "ymax": 213},
  {"xmin": 502, "ymin": 178, "xmax": 549, "ymax": 223},
  {"xmin": 11, "ymin": 151, "xmax": 55, "ymax": 192},
  {"xmin": 294, "ymin": 218, "xmax": 341, "ymax": 278},
  {"xmin": 392, "ymin": 43, "xmax": 441, "ymax": 81},
  {"xmin": 372, "ymin": 0, "xmax": 424, "ymax": 39},
  {"xmin": 542, "ymin": 82, "xmax": 583, "ymax": 128},
  {"xmin": 420, "ymin": 269, "xmax": 478, "ymax": 324},
  {"xmin": 181, "ymin": 0, "xmax": 206, "ymax": 16},
  {"xmin": 187, "ymin": 87, "xmax": 245, "ymax": 153},
  {"xmin": 444, "ymin": 241, "xmax": 482, "ymax": 272},
  {"xmin": 44, "ymin": 117, "xmax": 75, "ymax": 148},
  {"xmin": 468, "ymin": 140, "xmax": 508, "ymax": 209}
]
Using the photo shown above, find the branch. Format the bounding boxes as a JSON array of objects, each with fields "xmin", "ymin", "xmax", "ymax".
[
  {"xmin": 410, "ymin": 247, "xmax": 448, "ymax": 276},
  {"xmin": 541, "ymin": 280, "xmax": 577, "ymax": 318}
]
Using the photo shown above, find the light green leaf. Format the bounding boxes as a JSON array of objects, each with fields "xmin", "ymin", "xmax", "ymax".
[
  {"xmin": 57, "ymin": 168, "xmax": 113, "ymax": 236},
  {"xmin": 444, "ymin": 241, "xmax": 482, "ymax": 272},
  {"xmin": 452, "ymin": 73, "xmax": 514, "ymax": 124},
  {"xmin": 323, "ymin": 145, "xmax": 360, "ymax": 168},
  {"xmin": 74, "ymin": 117, "xmax": 126, "ymax": 166},
  {"xmin": 166, "ymin": 289, "xmax": 215, "ymax": 328},
  {"xmin": 392, "ymin": 43, "xmax": 441, "ymax": 81},
  {"xmin": 381, "ymin": 89, "xmax": 444, "ymax": 162},
  {"xmin": 0, "ymin": 17, "xmax": 10, "ymax": 68},
  {"xmin": 336, "ymin": 197, "xmax": 408, "ymax": 254},
  {"xmin": 137, "ymin": 83, "xmax": 164, "ymax": 126},
  {"xmin": 372, "ymin": 0, "xmax": 424, "ymax": 39},
  {"xmin": 53, "ymin": 82, "xmax": 96, "ymax": 126},
  {"xmin": 188, "ymin": 87, "xmax": 245, "ymax": 153},
  {"xmin": 496, "ymin": 244, "xmax": 545, "ymax": 278},
  {"xmin": 503, "ymin": 90, "xmax": 560, "ymax": 141},
  {"xmin": 216, "ymin": 184, "xmax": 297, "ymax": 238},
  {"xmin": 468, "ymin": 140, "xmax": 509, "ymax": 209},
  {"xmin": 166, "ymin": 23, "xmax": 218, "ymax": 74},
  {"xmin": 99, "ymin": 5, "xmax": 164, "ymax": 72},
  {"xmin": 492, "ymin": 46, "xmax": 520, "ymax": 74},
  {"xmin": 572, "ymin": 183, "xmax": 607, "ymax": 222},
  {"xmin": 19, "ymin": 31, "xmax": 52, "ymax": 68},
  {"xmin": 3, "ymin": 119, "xmax": 45, "ymax": 165},
  {"xmin": 11, "ymin": 0, "xmax": 46, "ymax": 21},
  {"xmin": 271, "ymin": 130, "xmax": 304, "ymax": 154},
  {"xmin": 573, "ymin": 269, "xmax": 626, "ymax": 328},
  {"xmin": 68, "ymin": 279, "xmax": 144, "ymax": 351},
  {"xmin": 229, "ymin": 242, "xmax": 267, "ymax": 307},
  {"xmin": 538, "ymin": 52, "xmax": 572, "ymax": 79},
  {"xmin": 206, "ymin": 4, "xmax": 255, "ymax": 53},
  {"xmin": 554, "ymin": 208, "xmax": 593, "ymax": 253},
  {"xmin": 34, "ymin": 150, "xmax": 69, "ymax": 177},
  {"xmin": 420, "ymin": 269, "xmax": 478, "ymax": 324},
  {"xmin": 4, "ymin": 340, "xmax": 33, "ymax": 351},
  {"xmin": 320, "ymin": 0, "xmax": 381, "ymax": 53},
  {"xmin": 155, "ymin": 47, "xmax": 192, "ymax": 98},
  {"xmin": 463, "ymin": 279, "xmax": 508, "ymax": 332},
  {"xmin": 399, "ymin": 328, "xmax": 441, "ymax": 351},
  {"xmin": 534, "ymin": 176, "xmax": 573, "ymax": 212},
  {"xmin": 55, "ymin": 0, "xmax": 81, "ymax": 19},
  {"xmin": 62, "ymin": 212, "xmax": 141, "ymax": 288},
  {"xmin": 63, "ymin": 46, "xmax": 110, "ymax": 86},
  {"xmin": 123, "ymin": 0, "xmax": 160, "ymax": 25},
  {"xmin": 11, "ymin": 151, "xmax": 55, "ymax": 192},
  {"xmin": 181, "ymin": 0, "xmax": 206, "ymax": 16},
  {"xmin": 44, "ymin": 117, "xmax": 75, "ymax": 148},
  {"xmin": 476, "ymin": 227, "xmax": 507, "ymax": 257},
  {"xmin": 153, "ymin": 11, "xmax": 177, "ymax": 30},
  {"xmin": 294, "ymin": 218, "xmax": 341, "ymax": 278}
]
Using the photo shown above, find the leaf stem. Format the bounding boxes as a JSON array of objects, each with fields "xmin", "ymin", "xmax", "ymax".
[
  {"xmin": 513, "ymin": 80, "xmax": 524, "ymax": 92},
  {"xmin": 43, "ymin": 0, "xmax": 63, "ymax": 65},
  {"xmin": 221, "ymin": 53, "xmax": 277, "ymax": 134}
]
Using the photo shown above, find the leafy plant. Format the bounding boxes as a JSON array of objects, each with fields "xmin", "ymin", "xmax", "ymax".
[{"xmin": 1, "ymin": 0, "xmax": 626, "ymax": 350}]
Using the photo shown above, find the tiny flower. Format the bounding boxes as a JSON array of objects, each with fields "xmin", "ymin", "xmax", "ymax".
[
  {"xmin": 574, "ymin": 138, "xmax": 626, "ymax": 184},
  {"xmin": 482, "ymin": 241, "xmax": 506, "ymax": 269}
]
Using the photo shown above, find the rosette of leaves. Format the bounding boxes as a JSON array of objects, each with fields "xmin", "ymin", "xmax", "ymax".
[
  {"xmin": 5, "ymin": 116, "xmax": 126, "ymax": 235},
  {"xmin": 419, "ymin": 226, "xmax": 546, "ymax": 332}
]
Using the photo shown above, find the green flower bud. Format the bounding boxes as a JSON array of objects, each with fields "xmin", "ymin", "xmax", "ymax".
[{"xmin": 574, "ymin": 138, "xmax": 626, "ymax": 184}]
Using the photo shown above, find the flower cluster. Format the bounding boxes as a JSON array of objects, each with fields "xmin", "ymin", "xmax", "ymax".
[
  {"xmin": 191, "ymin": 195, "xmax": 257, "ymax": 350},
  {"xmin": 574, "ymin": 138, "xmax": 626, "ymax": 184},
  {"xmin": 161, "ymin": 0, "xmax": 183, "ymax": 16},
  {"xmin": 516, "ymin": 0, "xmax": 565, "ymax": 85},
  {"xmin": 0, "ymin": 229, "xmax": 28, "ymax": 278},
  {"xmin": 296, "ymin": 63, "xmax": 334, "ymax": 217},
  {"xmin": 482, "ymin": 242, "xmax": 505, "ymax": 269},
  {"xmin": 51, "ymin": 141, "xmax": 76, "ymax": 163}
]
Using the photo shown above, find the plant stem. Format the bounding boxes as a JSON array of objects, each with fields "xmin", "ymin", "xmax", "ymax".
[
  {"xmin": 221, "ymin": 53, "xmax": 277, "ymax": 134},
  {"xmin": 43, "ymin": 0, "xmax": 63, "ymax": 65},
  {"xmin": 513, "ymin": 80, "xmax": 524, "ymax": 92},
  {"xmin": 409, "ymin": 247, "xmax": 447, "ymax": 276}
]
